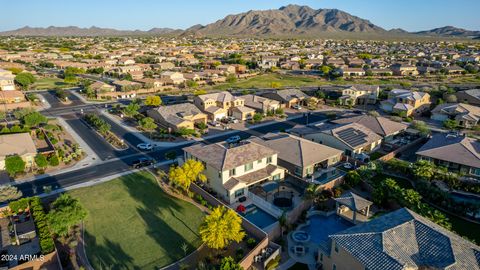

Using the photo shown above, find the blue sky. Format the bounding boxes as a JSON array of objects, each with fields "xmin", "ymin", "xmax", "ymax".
[{"xmin": 2, "ymin": 0, "xmax": 479, "ymax": 32}]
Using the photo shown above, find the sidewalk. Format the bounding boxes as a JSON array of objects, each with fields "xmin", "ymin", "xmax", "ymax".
[
  {"xmin": 13, "ymin": 117, "xmax": 102, "ymax": 184},
  {"xmin": 101, "ymin": 109, "xmax": 309, "ymax": 147}
]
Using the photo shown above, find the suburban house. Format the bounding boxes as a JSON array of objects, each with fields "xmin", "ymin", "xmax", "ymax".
[
  {"xmin": 455, "ymin": 89, "xmax": 480, "ymax": 106},
  {"xmin": 147, "ymin": 103, "xmax": 207, "ymax": 131},
  {"xmin": 0, "ymin": 68, "xmax": 15, "ymax": 91},
  {"xmin": 289, "ymin": 122, "xmax": 382, "ymax": 159},
  {"xmin": 250, "ymin": 133, "xmax": 343, "ymax": 183},
  {"xmin": 390, "ymin": 63, "xmax": 419, "ymax": 76},
  {"xmin": 183, "ymin": 140, "xmax": 285, "ymax": 204},
  {"xmin": 338, "ymin": 85, "xmax": 380, "ymax": 106},
  {"xmin": 0, "ymin": 133, "xmax": 37, "ymax": 170},
  {"xmin": 194, "ymin": 91, "xmax": 254, "ymax": 121},
  {"xmin": 380, "ymin": 89, "xmax": 431, "ymax": 116},
  {"xmin": 341, "ymin": 68, "xmax": 365, "ymax": 77},
  {"xmin": 263, "ymin": 89, "xmax": 310, "ymax": 108},
  {"xmin": 318, "ymin": 208, "xmax": 480, "ymax": 270},
  {"xmin": 0, "ymin": 90, "xmax": 30, "ymax": 111},
  {"xmin": 332, "ymin": 114, "xmax": 408, "ymax": 141},
  {"xmin": 257, "ymin": 56, "xmax": 280, "ymax": 69},
  {"xmin": 416, "ymin": 132, "xmax": 480, "ymax": 176},
  {"xmin": 431, "ymin": 103, "xmax": 480, "ymax": 128},
  {"xmin": 160, "ymin": 71, "xmax": 185, "ymax": 85},
  {"xmin": 239, "ymin": 94, "xmax": 280, "ymax": 114},
  {"xmin": 112, "ymin": 80, "xmax": 141, "ymax": 92}
]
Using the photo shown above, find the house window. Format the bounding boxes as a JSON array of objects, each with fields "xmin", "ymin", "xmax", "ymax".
[
  {"xmin": 257, "ymin": 159, "xmax": 262, "ymax": 164},
  {"xmin": 245, "ymin": 163, "xmax": 253, "ymax": 172},
  {"xmin": 267, "ymin": 156, "xmax": 273, "ymax": 164},
  {"xmin": 273, "ymin": 174, "xmax": 281, "ymax": 181},
  {"xmin": 229, "ymin": 168, "xmax": 236, "ymax": 176},
  {"xmin": 294, "ymin": 167, "xmax": 302, "ymax": 176},
  {"xmin": 218, "ymin": 171, "xmax": 222, "ymax": 178},
  {"xmin": 234, "ymin": 189, "xmax": 244, "ymax": 198},
  {"xmin": 334, "ymin": 243, "xmax": 339, "ymax": 253}
]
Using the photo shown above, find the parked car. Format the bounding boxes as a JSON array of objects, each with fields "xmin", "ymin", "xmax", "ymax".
[
  {"xmin": 292, "ymin": 104, "xmax": 302, "ymax": 110},
  {"xmin": 209, "ymin": 121, "xmax": 221, "ymax": 127},
  {"xmin": 227, "ymin": 117, "xmax": 239, "ymax": 123},
  {"xmin": 131, "ymin": 158, "xmax": 154, "ymax": 168},
  {"xmin": 343, "ymin": 162, "xmax": 353, "ymax": 169},
  {"xmin": 226, "ymin": 135, "xmax": 241, "ymax": 144},
  {"xmin": 137, "ymin": 143, "xmax": 153, "ymax": 151}
]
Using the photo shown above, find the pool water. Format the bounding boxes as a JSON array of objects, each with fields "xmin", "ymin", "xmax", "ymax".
[
  {"xmin": 243, "ymin": 206, "xmax": 277, "ymax": 229},
  {"xmin": 304, "ymin": 214, "xmax": 353, "ymax": 244}
]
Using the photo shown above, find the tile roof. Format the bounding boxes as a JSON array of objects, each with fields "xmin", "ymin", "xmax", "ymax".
[
  {"xmin": 183, "ymin": 140, "xmax": 278, "ymax": 171},
  {"xmin": 333, "ymin": 192, "xmax": 372, "ymax": 211},
  {"xmin": 0, "ymin": 133, "xmax": 37, "ymax": 159},
  {"xmin": 416, "ymin": 133, "xmax": 480, "ymax": 168},
  {"xmin": 320, "ymin": 123, "xmax": 382, "ymax": 149},
  {"xmin": 197, "ymin": 91, "xmax": 242, "ymax": 103},
  {"xmin": 330, "ymin": 208, "xmax": 480, "ymax": 270},
  {"xmin": 432, "ymin": 103, "xmax": 480, "ymax": 122},
  {"xmin": 250, "ymin": 133, "xmax": 342, "ymax": 168},
  {"xmin": 332, "ymin": 115, "xmax": 407, "ymax": 137},
  {"xmin": 152, "ymin": 103, "xmax": 205, "ymax": 125}
]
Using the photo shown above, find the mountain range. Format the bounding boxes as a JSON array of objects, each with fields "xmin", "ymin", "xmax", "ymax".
[{"xmin": 1, "ymin": 5, "xmax": 478, "ymax": 39}]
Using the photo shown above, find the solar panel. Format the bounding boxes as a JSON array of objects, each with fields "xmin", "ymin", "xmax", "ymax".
[{"xmin": 336, "ymin": 128, "xmax": 368, "ymax": 147}]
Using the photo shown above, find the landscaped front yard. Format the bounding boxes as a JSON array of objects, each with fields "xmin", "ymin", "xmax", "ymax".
[
  {"xmin": 32, "ymin": 77, "xmax": 71, "ymax": 90},
  {"xmin": 69, "ymin": 171, "xmax": 205, "ymax": 270}
]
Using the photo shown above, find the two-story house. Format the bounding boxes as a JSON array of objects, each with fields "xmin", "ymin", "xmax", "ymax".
[
  {"xmin": 160, "ymin": 71, "xmax": 185, "ymax": 85},
  {"xmin": 431, "ymin": 103, "xmax": 480, "ymax": 128},
  {"xmin": 380, "ymin": 89, "xmax": 431, "ymax": 116},
  {"xmin": 338, "ymin": 85, "xmax": 380, "ymax": 106},
  {"xmin": 239, "ymin": 94, "xmax": 280, "ymax": 114},
  {"xmin": 193, "ymin": 91, "xmax": 254, "ymax": 121},
  {"xmin": 0, "ymin": 68, "xmax": 15, "ymax": 91},
  {"xmin": 183, "ymin": 140, "xmax": 285, "ymax": 204}
]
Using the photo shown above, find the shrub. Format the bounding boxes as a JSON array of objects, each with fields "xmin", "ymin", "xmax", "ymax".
[
  {"xmin": 48, "ymin": 155, "xmax": 60, "ymax": 167},
  {"xmin": 246, "ymin": 237, "xmax": 257, "ymax": 248}
]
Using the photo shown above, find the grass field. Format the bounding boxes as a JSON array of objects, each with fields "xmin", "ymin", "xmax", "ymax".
[
  {"xmin": 209, "ymin": 73, "xmax": 480, "ymax": 91},
  {"xmin": 70, "ymin": 171, "xmax": 205, "ymax": 270},
  {"xmin": 32, "ymin": 77, "xmax": 70, "ymax": 90}
]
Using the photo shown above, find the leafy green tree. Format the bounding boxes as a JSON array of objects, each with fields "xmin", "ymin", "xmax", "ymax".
[
  {"xmin": 443, "ymin": 119, "xmax": 457, "ymax": 130},
  {"xmin": 226, "ymin": 74, "xmax": 237, "ymax": 83},
  {"xmin": 14, "ymin": 72, "xmax": 36, "ymax": 89},
  {"xmin": 219, "ymin": 257, "xmax": 243, "ymax": 270},
  {"xmin": 48, "ymin": 154, "xmax": 60, "ymax": 166},
  {"xmin": 199, "ymin": 206, "xmax": 245, "ymax": 250},
  {"xmin": 413, "ymin": 160, "xmax": 436, "ymax": 180},
  {"xmin": 144, "ymin": 95, "xmax": 162, "ymax": 107},
  {"xmin": 23, "ymin": 112, "xmax": 47, "ymax": 127},
  {"xmin": 321, "ymin": 65, "xmax": 331, "ymax": 76},
  {"xmin": 123, "ymin": 102, "xmax": 140, "ymax": 117},
  {"xmin": 5, "ymin": 155, "xmax": 26, "ymax": 177},
  {"xmin": 345, "ymin": 170, "xmax": 361, "ymax": 186},
  {"xmin": 0, "ymin": 186, "xmax": 22, "ymax": 203},
  {"xmin": 139, "ymin": 117, "xmax": 157, "ymax": 137},
  {"xmin": 35, "ymin": 154, "xmax": 48, "ymax": 169},
  {"xmin": 252, "ymin": 113, "xmax": 263, "ymax": 123},
  {"xmin": 411, "ymin": 120, "xmax": 430, "ymax": 136},
  {"xmin": 47, "ymin": 194, "xmax": 87, "ymax": 236},
  {"xmin": 186, "ymin": 80, "xmax": 199, "ymax": 88},
  {"xmin": 168, "ymin": 159, "xmax": 207, "ymax": 191}
]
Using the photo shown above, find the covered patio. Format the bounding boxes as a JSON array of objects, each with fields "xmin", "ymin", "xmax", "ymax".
[{"xmin": 334, "ymin": 192, "xmax": 372, "ymax": 224}]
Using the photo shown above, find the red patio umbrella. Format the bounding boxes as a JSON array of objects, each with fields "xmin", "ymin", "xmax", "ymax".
[{"xmin": 236, "ymin": 204, "xmax": 246, "ymax": 213}]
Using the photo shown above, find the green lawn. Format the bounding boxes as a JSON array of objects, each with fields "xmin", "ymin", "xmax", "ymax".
[
  {"xmin": 69, "ymin": 171, "xmax": 205, "ymax": 270},
  {"xmin": 32, "ymin": 77, "xmax": 70, "ymax": 90}
]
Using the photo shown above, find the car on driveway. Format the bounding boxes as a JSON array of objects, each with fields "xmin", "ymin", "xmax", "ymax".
[
  {"xmin": 131, "ymin": 158, "xmax": 155, "ymax": 168},
  {"xmin": 137, "ymin": 143, "xmax": 153, "ymax": 151},
  {"xmin": 292, "ymin": 104, "xmax": 302, "ymax": 110},
  {"xmin": 226, "ymin": 135, "xmax": 241, "ymax": 144}
]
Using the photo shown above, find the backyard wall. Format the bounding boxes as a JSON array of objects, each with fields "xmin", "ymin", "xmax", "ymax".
[
  {"xmin": 377, "ymin": 137, "xmax": 427, "ymax": 162},
  {"xmin": 190, "ymin": 183, "xmax": 270, "ymax": 269}
]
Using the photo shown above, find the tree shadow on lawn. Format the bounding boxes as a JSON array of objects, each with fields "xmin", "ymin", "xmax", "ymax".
[
  {"xmin": 121, "ymin": 173, "xmax": 202, "ymax": 267},
  {"xmin": 84, "ymin": 231, "xmax": 136, "ymax": 270}
]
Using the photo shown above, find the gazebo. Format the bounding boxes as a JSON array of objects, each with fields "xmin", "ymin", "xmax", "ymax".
[{"xmin": 334, "ymin": 192, "xmax": 372, "ymax": 224}]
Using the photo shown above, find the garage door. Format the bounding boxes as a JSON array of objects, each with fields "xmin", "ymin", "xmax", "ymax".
[{"xmin": 215, "ymin": 112, "xmax": 226, "ymax": 120}]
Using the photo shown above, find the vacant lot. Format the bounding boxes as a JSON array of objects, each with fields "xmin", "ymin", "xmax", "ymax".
[{"xmin": 70, "ymin": 171, "xmax": 205, "ymax": 270}]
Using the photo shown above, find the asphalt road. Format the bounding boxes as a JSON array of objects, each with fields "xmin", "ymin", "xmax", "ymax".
[{"xmin": 14, "ymin": 112, "xmax": 327, "ymax": 196}]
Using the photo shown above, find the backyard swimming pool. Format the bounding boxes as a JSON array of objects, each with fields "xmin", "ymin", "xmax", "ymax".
[
  {"xmin": 243, "ymin": 205, "xmax": 278, "ymax": 229},
  {"xmin": 302, "ymin": 214, "xmax": 353, "ymax": 244}
]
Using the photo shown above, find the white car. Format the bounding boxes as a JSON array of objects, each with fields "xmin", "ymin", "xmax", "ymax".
[
  {"xmin": 292, "ymin": 104, "xmax": 302, "ymax": 110},
  {"xmin": 343, "ymin": 162, "xmax": 353, "ymax": 169},
  {"xmin": 137, "ymin": 143, "xmax": 153, "ymax": 151}
]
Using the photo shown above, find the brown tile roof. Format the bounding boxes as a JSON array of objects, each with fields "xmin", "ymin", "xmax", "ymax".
[
  {"xmin": 0, "ymin": 133, "xmax": 36, "ymax": 159},
  {"xmin": 332, "ymin": 115, "xmax": 407, "ymax": 137},
  {"xmin": 233, "ymin": 164, "xmax": 280, "ymax": 187},
  {"xmin": 183, "ymin": 141, "xmax": 278, "ymax": 171}
]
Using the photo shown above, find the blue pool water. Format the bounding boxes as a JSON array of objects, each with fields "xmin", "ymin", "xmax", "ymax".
[
  {"xmin": 304, "ymin": 214, "xmax": 353, "ymax": 244},
  {"xmin": 262, "ymin": 182, "xmax": 279, "ymax": 193},
  {"xmin": 243, "ymin": 206, "xmax": 277, "ymax": 229}
]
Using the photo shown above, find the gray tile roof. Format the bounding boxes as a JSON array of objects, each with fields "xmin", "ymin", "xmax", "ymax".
[
  {"xmin": 416, "ymin": 133, "xmax": 480, "ymax": 169},
  {"xmin": 330, "ymin": 208, "xmax": 480, "ymax": 270},
  {"xmin": 267, "ymin": 89, "xmax": 309, "ymax": 102},
  {"xmin": 432, "ymin": 103, "xmax": 480, "ymax": 122},
  {"xmin": 151, "ymin": 103, "xmax": 205, "ymax": 126},
  {"xmin": 250, "ymin": 133, "xmax": 342, "ymax": 168},
  {"xmin": 334, "ymin": 192, "xmax": 372, "ymax": 211},
  {"xmin": 332, "ymin": 115, "xmax": 408, "ymax": 137},
  {"xmin": 183, "ymin": 140, "xmax": 278, "ymax": 171}
]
